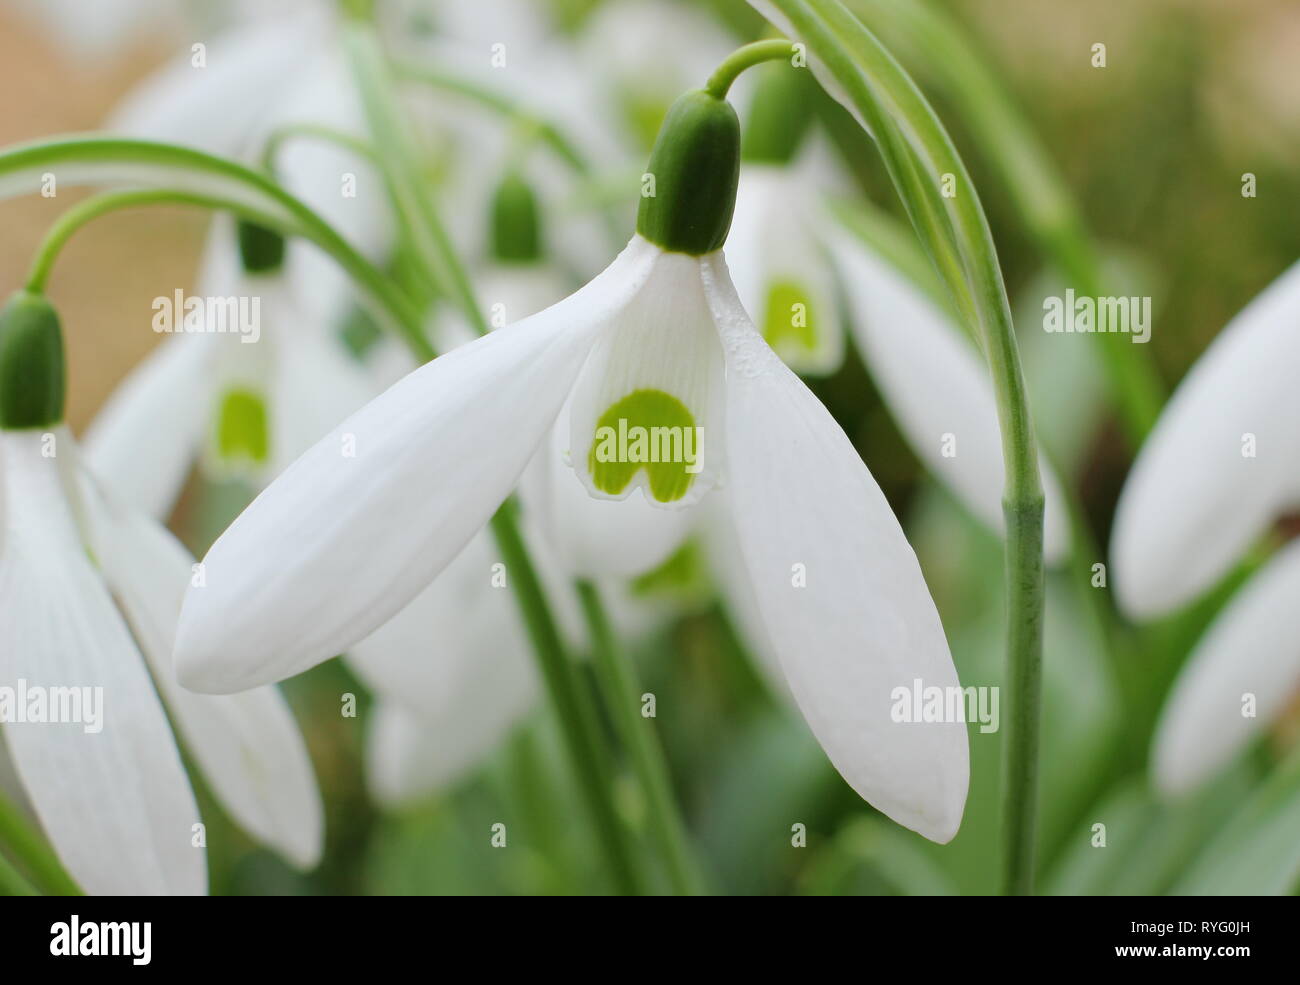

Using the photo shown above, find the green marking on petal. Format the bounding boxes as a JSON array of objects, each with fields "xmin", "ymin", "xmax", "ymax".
[
  {"xmin": 762, "ymin": 279, "xmax": 817, "ymax": 353},
  {"xmin": 215, "ymin": 388, "xmax": 269, "ymax": 465},
  {"xmin": 588, "ymin": 388, "xmax": 702, "ymax": 504},
  {"xmin": 630, "ymin": 539, "xmax": 708, "ymax": 599}
]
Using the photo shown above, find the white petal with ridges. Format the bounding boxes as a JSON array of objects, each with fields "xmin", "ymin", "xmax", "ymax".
[
  {"xmin": 82, "ymin": 333, "xmax": 213, "ymax": 521},
  {"xmin": 703, "ymin": 253, "xmax": 968, "ymax": 842},
  {"xmin": 1112, "ymin": 260, "xmax": 1300, "ymax": 617},
  {"xmin": 568, "ymin": 244, "xmax": 726, "ymax": 509},
  {"xmin": 830, "ymin": 231, "xmax": 1071, "ymax": 564},
  {"xmin": 176, "ymin": 238, "xmax": 660, "ymax": 693},
  {"xmin": 1152, "ymin": 538, "xmax": 1300, "ymax": 794},
  {"xmin": 0, "ymin": 430, "xmax": 204, "ymax": 895}
]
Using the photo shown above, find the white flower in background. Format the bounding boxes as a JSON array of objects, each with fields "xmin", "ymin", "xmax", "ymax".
[
  {"xmin": 1111, "ymin": 259, "xmax": 1300, "ymax": 617},
  {"xmin": 0, "ymin": 293, "xmax": 322, "ymax": 893},
  {"xmin": 5, "ymin": 0, "xmax": 180, "ymax": 58},
  {"xmin": 1152, "ymin": 538, "xmax": 1300, "ymax": 794},
  {"xmin": 350, "ymin": 529, "xmax": 542, "ymax": 807},
  {"xmin": 579, "ymin": 0, "xmax": 738, "ymax": 151},
  {"xmin": 727, "ymin": 155, "xmax": 846, "ymax": 376},
  {"xmin": 724, "ymin": 66, "xmax": 1069, "ymax": 562},
  {"xmin": 828, "ymin": 228, "xmax": 1072, "ymax": 564},
  {"xmin": 176, "ymin": 90, "xmax": 970, "ymax": 842},
  {"xmin": 84, "ymin": 218, "xmax": 377, "ymax": 520}
]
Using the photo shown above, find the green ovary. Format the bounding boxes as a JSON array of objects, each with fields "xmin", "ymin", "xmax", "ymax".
[
  {"xmin": 588, "ymin": 388, "xmax": 700, "ymax": 504},
  {"xmin": 762, "ymin": 279, "xmax": 817, "ymax": 354},
  {"xmin": 215, "ymin": 388, "xmax": 269, "ymax": 464}
]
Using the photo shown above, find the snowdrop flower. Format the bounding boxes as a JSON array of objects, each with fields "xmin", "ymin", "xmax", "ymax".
[
  {"xmin": 1111, "ymin": 260, "xmax": 1300, "ymax": 617},
  {"xmin": 85, "ymin": 219, "xmax": 376, "ymax": 520},
  {"xmin": 177, "ymin": 88, "xmax": 969, "ymax": 841},
  {"xmin": 0, "ymin": 292, "xmax": 322, "ymax": 894},
  {"xmin": 1152, "ymin": 538, "xmax": 1300, "ymax": 793}
]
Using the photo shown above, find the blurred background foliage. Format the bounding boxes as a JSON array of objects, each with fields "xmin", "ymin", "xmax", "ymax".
[{"xmin": 1, "ymin": 0, "xmax": 1298, "ymax": 895}]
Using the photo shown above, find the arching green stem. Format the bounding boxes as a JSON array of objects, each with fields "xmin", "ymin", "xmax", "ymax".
[
  {"xmin": 0, "ymin": 135, "xmax": 426, "ymax": 354},
  {"xmin": 705, "ymin": 40, "xmax": 800, "ymax": 99}
]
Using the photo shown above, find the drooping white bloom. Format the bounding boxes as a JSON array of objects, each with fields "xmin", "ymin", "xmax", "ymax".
[
  {"xmin": 1152, "ymin": 538, "xmax": 1300, "ymax": 793},
  {"xmin": 1111, "ymin": 260, "xmax": 1300, "ymax": 617},
  {"xmin": 0, "ymin": 427, "xmax": 322, "ymax": 893},
  {"xmin": 177, "ymin": 232, "xmax": 969, "ymax": 842}
]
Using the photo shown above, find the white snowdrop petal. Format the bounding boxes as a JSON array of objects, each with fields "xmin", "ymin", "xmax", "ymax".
[
  {"xmin": 175, "ymin": 238, "xmax": 659, "ymax": 694},
  {"xmin": 82, "ymin": 334, "xmax": 213, "ymax": 521},
  {"xmin": 1153, "ymin": 539, "xmax": 1300, "ymax": 794},
  {"xmin": 703, "ymin": 255, "xmax": 968, "ymax": 842},
  {"xmin": 79, "ymin": 472, "xmax": 323, "ymax": 868},
  {"xmin": 568, "ymin": 244, "xmax": 726, "ymax": 510},
  {"xmin": 830, "ymin": 232, "xmax": 1071, "ymax": 564},
  {"xmin": 1112, "ymin": 260, "xmax": 1300, "ymax": 617},
  {"xmin": 0, "ymin": 431, "xmax": 204, "ymax": 895}
]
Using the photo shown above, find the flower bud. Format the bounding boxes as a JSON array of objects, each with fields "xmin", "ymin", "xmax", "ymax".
[
  {"xmin": 636, "ymin": 89, "xmax": 740, "ymax": 256},
  {"xmin": 0, "ymin": 291, "xmax": 66, "ymax": 429}
]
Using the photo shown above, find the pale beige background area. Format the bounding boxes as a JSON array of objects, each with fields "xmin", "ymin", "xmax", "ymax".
[{"xmin": 0, "ymin": 10, "xmax": 201, "ymax": 431}]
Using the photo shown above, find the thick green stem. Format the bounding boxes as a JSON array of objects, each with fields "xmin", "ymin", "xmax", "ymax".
[
  {"xmin": 763, "ymin": 0, "xmax": 1046, "ymax": 893},
  {"xmin": 1000, "ymin": 500, "xmax": 1046, "ymax": 895},
  {"xmin": 490, "ymin": 511, "xmax": 642, "ymax": 895},
  {"xmin": 705, "ymin": 40, "xmax": 800, "ymax": 99},
  {"xmin": 576, "ymin": 579, "xmax": 707, "ymax": 896},
  {"xmin": 0, "ymin": 795, "xmax": 81, "ymax": 895}
]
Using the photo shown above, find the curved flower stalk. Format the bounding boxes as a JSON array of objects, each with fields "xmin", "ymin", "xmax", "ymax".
[
  {"xmin": 177, "ymin": 86, "xmax": 969, "ymax": 843},
  {"xmin": 1111, "ymin": 259, "xmax": 1300, "ymax": 618},
  {"xmin": 1151, "ymin": 539, "xmax": 1300, "ymax": 795},
  {"xmin": 0, "ymin": 293, "xmax": 322, "ymax": 894},
  {"xmin": 84, "ymin": 218, "xmax": 378, "ymax": 521}
]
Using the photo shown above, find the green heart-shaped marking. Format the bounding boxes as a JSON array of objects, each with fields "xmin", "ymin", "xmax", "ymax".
[
  {"xmin": 215, "ymin": 388, "xmax": 269, "ymax": 465},
  {"xmin": 763, "ymin": 279, "xmax": 817, "ymax": 353},
  {"xmin": 588, "ymin": 388, "xmax": 701, "ymax": 503}
]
